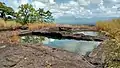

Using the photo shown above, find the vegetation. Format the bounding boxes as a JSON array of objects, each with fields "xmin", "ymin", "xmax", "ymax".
[
  {"xmin": 0, "ymin": 18, "xmax": 21, "ymax": 29},
  {"xmin": 0, "ymin": 2, "xmax": 55, "ymax": 43},
  {"xmin": 0, "ymin": 2, "xmax": 14, "ymax": 20},
  {"xmin": 37, "ymin": 8, "xmax": 54, "ymax": 23},
  {"xmin": 20, "ymin": 35, "xmax": 45, "ymax": 44},
  {"xmin": 16, "ymin": 4, "xmax": 36, "ymax": 24},
  {"xmin": 27, "ymin": 23, "xmax": 56, "ymax": 30},
  {"xmin": 16, "ymin": 4, "xmax": 54, "ymax": 25},
  {"xmin": 1, "ymin": 1, "xmax": 120, "ymax": 68},
  {"xmin": 0, "ymin": 2, "xmax": 54, "ymax": 26},
  {"xmin": 96, "ymin": 19, "xmax": 120, "ymax": 68}
]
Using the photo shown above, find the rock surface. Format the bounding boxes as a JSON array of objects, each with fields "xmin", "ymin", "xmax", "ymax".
[
  {"xmin": 0, "ymin": 26, "xmax": 106, "ymax": 68},
  {"xmin": 0, "ymin": 43, "xmax": 95, "ymax": 68},
  {"xmin": 18, "ymin": 29, "xmax": 106, "ymax": 42},
  {"xmin": 85, "ymin": 42, "xmax": 105, "ymax": 68}
]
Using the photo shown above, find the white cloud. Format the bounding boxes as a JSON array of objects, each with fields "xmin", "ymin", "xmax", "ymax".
[
  {"xmin": 20, "ymin": 0, "xmax": 28, "ymax": 4},
  {"xmin": 75, "ymin": 0, "xmax": 90, "ymax": 6},
  {"xmin": 49, "ymin": 0, "xmax": 56, "ymax": 4},
  {"xmin": 32, "ymin": 1, "xmax": 46, "ymax": 9},
  {"xmin": 90, "ymin": 0, "xmax": 102, "ymax": 4},
  {"xmin": 32, "ymin": 0, "xmax": 55, "ymax": 4},
  {"xmin": 3, "ymin": 0, "xmax": 120, "ymax": 18}
]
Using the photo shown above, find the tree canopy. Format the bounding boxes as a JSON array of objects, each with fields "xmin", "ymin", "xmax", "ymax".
[
  {"xmin": 0, "ymin": 2, "xmax": 54, "ymax": 24},
  {"xmin": 16, "ymin": 4, "xmax": 36, "ymax": 24},
  {"xmin": 37, "ymin": 8, "xmax": 54, "ymax": 23},
  {"xmin": 0, "ymin": 2, "xmax": 14, "ymax": 19},
  {"xmin": 17, "ymin": 4, "xmax": 54, "ymax": 24}
]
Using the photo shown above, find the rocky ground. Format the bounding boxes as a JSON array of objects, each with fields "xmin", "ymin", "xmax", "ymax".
[
  {"xmin": 85, "ymin": 42, "xmax": 105, "ymax": 68},
  {"xmin": 0, "ymin": 43, "xmax": 95, "ymax": 68},
  {"xmin": 0, "ymin": 26, "xmax": 106, "ymax": 68},
  {"xmin": 18, "ymin": 27, "xmax": 106, "ymax": 41}
]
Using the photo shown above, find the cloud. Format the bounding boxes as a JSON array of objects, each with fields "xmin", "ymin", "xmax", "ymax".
[
  {"xmin": 31, "ymin": 0, "xmax": 120, "ymax": 19},
  {"xmin": 2, "ymin": 0, "xmax": 120, "ymax": 19},
  {"xmin": 32, "ymin": 0, "xmax": 55, "ymax": 4},
  {"xmin": 20, "ymin": 0, "xmax": 28, "ymax": 4},
  {"xmin": 49, "ymin": 0, "xmax": 56, "ymax": 4},
  {"xmin": 32, "ymin": 1, "xmax": 46, "ymax": 9},
  {"xmin": 75, "ymin": 0, "xmax": 90, "ymax": 6}
]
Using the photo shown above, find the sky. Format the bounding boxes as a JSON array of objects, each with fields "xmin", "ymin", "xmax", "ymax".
[{"xmin": 1, "ymin": 0, "xmax": 120, "ymax": 24}]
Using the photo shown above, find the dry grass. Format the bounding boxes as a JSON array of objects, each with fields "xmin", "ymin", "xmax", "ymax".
[
  {"xmin": 9, "ymin": 35, "xmax": 20, "ymax": 43},
  {"xmin": 96, "ymin": 19, "xmax": 120, "ymax": 39},
  {"xmin": 9, "ymin": 31, "xmax": 20, "ymax": 43},
  {"xmin": 0, "ymin": 18, "xmax": 56, "ymax": 30},
  {"xmin": 27, "ymin": 22, "xmax": 56, "ymax": 30},
  {"xmin": 73, "ymin": 25, "xmax": 97, "ymax": 30},
  {"xmin": 96, "ymin": 18, "xmax": 120, "ymax": 68},
  {"xmin": 96, "ymin": 19, "xmax": 120, "ymax": 31},
  {"xmin": 0, "ymin": 18, "xmax": 21, "ymax": 29}
]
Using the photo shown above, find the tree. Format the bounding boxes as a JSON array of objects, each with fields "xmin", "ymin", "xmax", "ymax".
[
  {"xmin": 6, "ymin": 7, "xmax": 14, "ymax": 15},
  {"xmin": 37, "ymin": 8, "xmax": 54, "ymax": 23},
  {"xmin": 16, "ymin": 4, "xmax": 54, "ymax": 25},
  {"xmin": 37, "ymin": 8, "xmax": 45, "ymax": 22},
  {"xmin": 0, "ymin": 2, "xmax": 5, "ymax": 18},
  {"xmin": 16, "ymin": 4, "xmax": 36, "ymax": 25},
  {"xmin": 0, "ymin": 2, "xmax": 14, "ymax": 20},
  {"xmin": 44, "ymin": 10, "xmax": 54, "ymax": 23}
]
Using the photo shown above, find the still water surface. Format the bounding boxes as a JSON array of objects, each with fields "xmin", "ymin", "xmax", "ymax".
[{"xmin": 20, "ymin": 34, "xmax": 101, "ymax": 55}]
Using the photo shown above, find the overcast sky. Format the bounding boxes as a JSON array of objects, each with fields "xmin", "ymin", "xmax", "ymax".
[{"xmin": 1, "ymin": 0, "xmax": 120, "ymax": 24}]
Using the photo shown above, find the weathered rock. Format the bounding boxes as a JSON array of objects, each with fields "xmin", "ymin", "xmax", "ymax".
[
  {"xmin": 85, "ymin": 43, "xmax": 105, "ymax": 68},
  {"xmin": 0, "ymin": 43, "xmax": 95, "ymax": 68},
  {"xmin": 18, "ymin": 29, "xmax": 105, "ymax": 42},
  {"xmin": 44, "ymin": 26, "xmax": 97, "ymax": 32},
  {"xmin": 18, "ymin": 26, "xmax": 28, "ymax": 30}
]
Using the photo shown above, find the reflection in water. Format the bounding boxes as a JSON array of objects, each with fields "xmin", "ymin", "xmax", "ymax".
[
  {"xmin": 73, "ymin": 31, "xmax": 98, "ymax": 36},
  {"xmin": 20, "ymin": 35, "xmax": 101, "ymax": 55},
  {"xmin": 44, "ymin": 39, "xmax": 101, "ymax": 55},
  {"xmin": 20, "ymin": 35, "xmax": 45, "ymax": 44}
]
